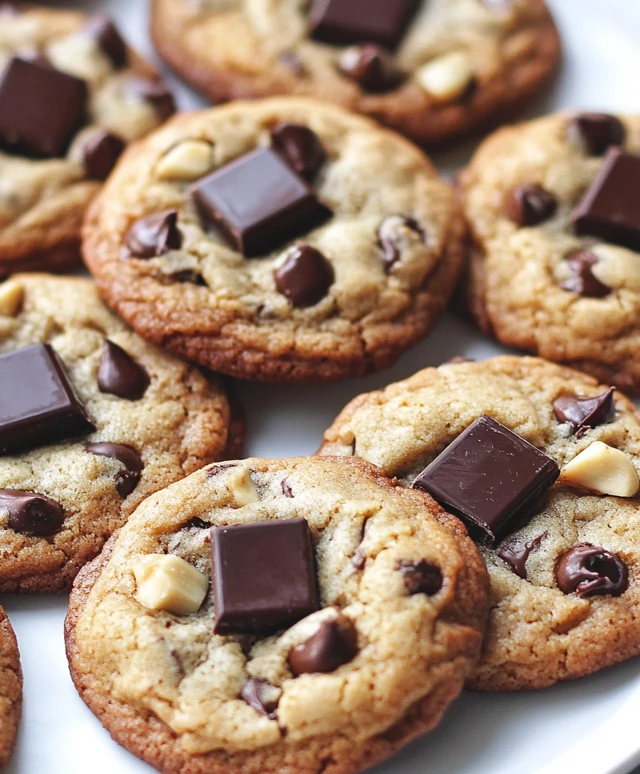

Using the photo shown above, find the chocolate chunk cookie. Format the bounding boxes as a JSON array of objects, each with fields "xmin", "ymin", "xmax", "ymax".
[
  {"xmin": 0, "ymin": 606, "xmax": 21, "ymax": 766},
  {"xmin": 0, "ymin": 274, "xmax": 238, "ymax": 592},
  {"xmin": 150, "ymin": 0, "xmax": 561, "ymax": 148},
  {"xmin": 320, "ymin": 356, "xmax": 640, "ymax": 690},
  {"xmin": 65, "ymin": 456, "xmax": 488, "ymax": 774},
  {"xmin": 0, "ymin": 5, "xmax": 174, "ymax": 273},
  {"xmin": 460, "ymin": 111, "xmax": 640, "ymax": 394},
  {"xmin": 82, "ymin": 98, "xmax": 465, "ymax": 382}
]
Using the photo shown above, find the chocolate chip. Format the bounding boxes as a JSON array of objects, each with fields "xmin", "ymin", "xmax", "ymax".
[
  {"xmin": 288, "ymin": 613, "xmax": 357, "ymax": 675},
  {"xmin": 553, "ymin": 387, "xmax": 615, "ymax": 436},
  {"xmin": 378, "ymin": 216, "xmax": 425, "ymax": 270},
  {"xmin": 274, "ymin": 244, "xmax": 334, "ymax": 307},
  {"xmin": 125, "ymin": 210, "xmax": 182, "ymax": 258},
  {"xmin": 271, "ymin": 123, "xmax": 327, "ymax": 180},
  {"xmin": 506, "ymin": 183, "xmax": 557, "ymax": 227},
  {"xmin": 0, "ymin": 343, "xmax": 95, "ymax": 455},
  {"xmin": 125, "ymin": 77, "xmax": 175, "ymax": 121},
  {"xmin": 97, "ymin": 340, "xmax": 150, "ymax": 401},
  {"xmin": 338, "ymin": 45, "xmax": 402, "ymax": 92},
  {"xmin": 82, "ymin": 130, "xmax": 125, "ymax": 181},
  {"xmin": 497, "ymin": 532, "xmax": 547, "ymax": 579},
  {"xmin": 184, "ymin": 517, "xmax": 209, "ymax": 530},
  {"xmin": 240, "ymin": 678, "xmax": 280, "ymax": 719},
  {"xmin": 281, "ymin": 478, "xmax": 294, "ymax": 497},
  {"xmin": 169, "ymin": 270, "xmax": 206, "ymax": 286},
  {"xmin": 83, "ymin": 15, "xmax": 127, "ymax": 69},
  {"xmin": 397, "ymin": 559, "xmax": 443, "ymax": 595},
  {"xmin": 556, "ymin": 544, "xmax": 628, "ymax": 598},
  {"xmin": 0, "ymin": 490, "xmax": 64, "ymax": 536},
  {"xmin": 561, "ymin": 250, "xmax": 611, "ymax": 298},
  {"xmin": 569, "ymin": 113, "xmax": 625, "ymax": 157},
  {"xmin": 86, "ymin": 442, "xmax": 143, "ymax": 497}
]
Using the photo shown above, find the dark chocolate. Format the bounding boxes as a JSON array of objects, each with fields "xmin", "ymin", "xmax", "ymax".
[
  {"xmin": 506, "ymin": 183, "xmax": 557, "ymax": 227},
  {"xmin": 125, "ymin": 210, "xmax": 182, "ymax": 258},
  {"xmin": 378, "ymin": 216, "xmax": 425, "ymax": 270},
  {"xmin": 338, "ymin": 45, "xmax": 402, "ymax": 92},
  {"xmin": 553, "ymin": 387, "xmax": 616, "ymax": 436},
  {"xmin": 274, "ymin": 244, "xmax": 334, "ymax": 307},
  {"xmin": 82, "ymin": 129, "xmax": 125, "ymax": 181},
  {"xmin": 569, "ymin": 113, "xmax": 625, "ymax": 157},
  {"xmin": 85, "ymin": 442, "xmax": 143, "ymax": 497},
  {"xmin": 124, "ymin": 76, "xmax": 175, "ymax": 121},
  {"xmin": 561, "ymin": 250, "xmax": 611, "ymax": 298},
  {"xmin": 97, "ymin": 340, "xmax": 150, "ymax": 401},
  {"xmin": 497, "ymin": 532, "xmax": 547, "ymax": 579},
  {"xmin": 240, "ymin": 678, "xmax": 280, "ymax": 719},
  {"xmin": 271, "ymin": 123, "xmax": 327, "ymax": 180},
  {"xmin": 556, "ymin": 544, "xmax": 628, "ymax": 598},
  {"xmin": 0, "ymin": 489, "xmax": 64, "ymax": 536},
  {"xmin": 397, "ymin": 559, "xmax": 443, "ymax": 595},
  {"xmin": 288, "ymin": 612, "xmax": 357, "ymax": 675},
  {"xmin": 84, "ymin": 15, "xmax": 127, "ymax": 69}
]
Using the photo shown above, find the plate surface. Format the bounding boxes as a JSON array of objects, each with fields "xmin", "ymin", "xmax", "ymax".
[{"xmin": 4, "ymin": 1, "xmax": 640, "ymax": 773}]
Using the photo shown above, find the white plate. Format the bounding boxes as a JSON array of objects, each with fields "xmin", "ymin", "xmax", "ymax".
[{"xmin": 4, "ymin": 1, "xmax": 640, "ymax": 773}]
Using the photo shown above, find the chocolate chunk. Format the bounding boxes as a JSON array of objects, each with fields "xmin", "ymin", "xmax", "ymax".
[
  {"xmin": 561, "ymin": 250, "xmax": 611, "ymax": 298},
  {"xmin": 0, "ymin": 58, "xmax": 88, "ymax": 158},
  {"xmin": 82, "ymin": 130, "xmax": 125, "ymax": 181},
  {"xmin": 240, "ymin": 678, "xmax": 280, "ymax": 719},
  {"xmin": 397, "ymin": 559, "xmax": 443, "ymax": 595},
  {"xmin": 288, "ymin": 612, "xmax": 357, "ymax": 675},
  {"xmin": 309, "ymin": 0, "xmax": 421, "ymax": 50},
  {"xmin": 184, "ymin": 517, "xmax": 209, "ymax": 530},
  {"xmin": 169, "ymin": 269, "xmax": 206, "ymax": 286},
  {"xmin": 506, "ymin": 183, "xmax": 557, "ymax": 227},
  {"xmin": 338, "ymin": 45, "xmax": 402, "ymax": 92},
  {"xmin": 556, "ymin": 544, "xmax": 628, "ymax": 598},
  {"xmin": 191, "ymin": 148, "xmax": 332, "ymax": 257},
  {"xmin": 378, "ymin": 216, "xmax": 425, "ymax": 270},
  {"xmin": 85, "ymin": 442, "xmax": 143, "ymax": 497},
  {"xmin": 497, "ymin": 532, "xmax": 547, "ymax": 579},
  {"xmin": 125, "ymin": 210, "xmax": 182, "ymax": 258},
  {"xmin": 553, "ymin": 387, "xmax": 615, "ymax": 437},
  {"xmin": 569, "ymin": 113, "xmax": 625, "ymax": 157},
  {"xmin": 572, "ymin": 149, "xmax": 640, "ymax": 250},
  {"xmin": 274, "ymin": 244, "xmax": 334, "ymax": 307},
  {"xmin": 84, "ymin": 15, "xmax": 127, "ymax": 69},
  {"xmin": 412, "ymin": 415, "xmax": 560, "ymax": 547},
  {"xmin": 125, "ymin": 77, "xmax": 175, "ymax": 121},
  {"xmin": 0, "ymin": 343, "xmax": 95, "ymax": 454},
  {"xmin": 281, "ymin": 478, "xmax": 294, "ymax": 498},
  {"xmin": 211, "ymin": 518, "xmax": 319, "ymax": 634},
  {"xmin": 97, "ymin": 340, "xmax": 150, "ymax": 401},
  {"xmin": 0, "ymin": 490, "xmax": 64, "ymax": 536},
  {"xmin": 271, "ymin": 123, "xmax": 327, "ymax": 180}
]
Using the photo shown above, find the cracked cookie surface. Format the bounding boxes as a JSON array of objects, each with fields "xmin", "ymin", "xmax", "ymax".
[
  {"xmin": 0, "ymin": 274, "xmax": 236, "ymax": 593},
  {"xmin": 65, "ymin": 456, "xmax": 488, "ymax": 774},
  {"xmin": 320, "ymin": 356, "xmax": 640, "ymax": 690},
  {"xmin": 0, "ymin": 606, "xmax": 21, "ymax": 766},
  {"xmin": 150, "ymin": 0, "xmax": 560, "ymax": 147}
]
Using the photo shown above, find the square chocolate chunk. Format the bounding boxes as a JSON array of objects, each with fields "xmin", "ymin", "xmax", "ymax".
[
  {"xmin": 191, "ymin": 147, "xmax": 331, "ymax": 257},
  {"xmin": 309, "ymin": 0, "xmax": 421, "ymax": 49},
  {"xmin": 0, "ymin": 343, "xmax": 95, "ymax": 454},
  {"xmin": 412, "ymin": 415, "xmax": 559, "ymax": 547},
  {"xmin": 211, "ymin": 518, "xmax": 319, "ymax": 634},
  {"xmin": 0, "ymin": 58, "xmax": 88, "ymax": 158},
  {"xmin": 572, "ymin": 148, "xmax": 640, "ymax": 251}
]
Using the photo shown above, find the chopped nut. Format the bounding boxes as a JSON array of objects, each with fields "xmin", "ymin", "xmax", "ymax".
[
  {"xmin": 156, "ymin": 139, "xmax": 214, "ymax": 181},
  {"xmin": 0, "ymin": 280, "xmax": 24, "ymax": 317},
  {"xmin": 559, "ymin": 441, "xmax": 639, "ymax": 497},
  {"xmin": 133, "ymin": 554, "xmax": 208, "ymax": 614},
  {"xmin": 228, "ymin": 465, "xmax": 259, "ymax": 506},
  {"xmin": 416, "ymin": 52, "xmax": 473, "ymax": 103}
]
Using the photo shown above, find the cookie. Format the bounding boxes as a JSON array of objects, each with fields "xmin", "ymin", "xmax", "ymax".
[
  {"xmin": 319, "ymin": 356, "xmax": 640, "ymax": 691},
  {"xmin": 0, "ymin": 606, "xmax": 21, "ymax": 766},
  {"xmin": 459, "ymin": 111, "xmax": 640, "ymax": 394},
  {"xmin": 65, "ymin": 456, "xmax": 488, "ymax": 774},
  {"xmin": 150, "ymin": 0, "xmax": 560, "ymax": 148},
  {"xmin": 82, "ymin": 98, "xmax": 465, "ymax": 382},
  {"xmin": 0, "ymin": 4, "xmax": 175, "ymax": 274},
  {"xmin": 0, "ymin": 273, "xmax": 238, "ymax": 593}
]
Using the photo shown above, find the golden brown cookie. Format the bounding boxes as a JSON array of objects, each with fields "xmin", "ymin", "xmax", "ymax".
[{"xmin": 0, "ymin": 606, "xmax": 21, "ymax": 767}]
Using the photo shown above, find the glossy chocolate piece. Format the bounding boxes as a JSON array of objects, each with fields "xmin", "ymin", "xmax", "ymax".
[
  {"xmin": 191, "ymin": 148, "xmax": 331, "ymax": 257},
  {"xmin": 0, "ymin": 489, "xmax": 64, "ymax": 536},
  {"xmin": 339, "ymin": 45, "xmax": 402, "ymax": 92},
  {"xmin": 125, "ymin": 76, "xmax": 175, "ymax": 121},
  {"xmin": 0, "ymin": 57, "xmax": 87, "ymax": 158},
  {"xmin": 506, "ymin": 183, "xmax": 557, "ymax": 227},
  {"xmin": 84, "ymin": 15, "xmax": 127, "ymax": 69},
  {"xmin": 309, "ymin": 0, "xmax": 421, "ymax": 50},
  {"xmin": 569, "ymin": 113, "xmax": 625, "ymax": 157},
  {"xmin": 240, "ymin": 678, "xmax": 280, "ymax": 719},
  {"xmin": 556, "ymin": 544, "xmax": 628, "ymax": 598},
  {"xmin": 397, "ymin": 559, "xmax": 443, "ymax": 595},
  {"xmin": 211, "ymin": 518, "xmax": 319, "ymax": 634},
  {"xmin": 97, "ymin": 340, "xmax": 150, "ymax": 401},
  {"xmin": 274, "ymin": 244, "xmax": 334, "ymax": 307},
  {"xmin": 82, "ymin": 129, "xmax": 125, "ymax": 181},
  {"xmin": 378, "ymin": 216, "xmax": 425, "ymax": 270},
  {"xmin": 553, "ymin": 387, "xmax": 616, "ymax": 436},
  {"xmin": 412, "ymin": 415, "xmax": 560, "ymax": 547},
  {"xmin": 281, "ymin": 478, "xmax": 294, "ymax": 497},
  {"xmin": 497, "ymin": 532, "xmax": 546, "ymax": 579},
  {"xmin": 288, "ymin": 612, "xmax": 357, "ymax": 675},
  {"xmin": 561, "ymin": 250, "xmax": 611, "ymax": 298},
  {"xmin": 86, "ymin": 442, "xmax": 143, "ymax": 497},
  {"xmin": 125, "ymin": 210, "xmax": 182, "ymax": 258},
  {"xmin": 572, "ymin": 149, "xmax": 640, "ymax": 250},
  {"xmin": 271, "ymin": 123, "xmax": 327, "ymax": 180},
  {"xmin": 0, "ymin": 343, "xmax": 95, "ymax": 454}
]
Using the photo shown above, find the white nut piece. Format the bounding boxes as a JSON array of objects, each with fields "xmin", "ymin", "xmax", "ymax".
[
  {"xmin": 416, "ymin": 52, "xmax": 473, "ymax": 103},
  {"xmin": 227, "ymin": 465, "xmax": 260, "ymax": 506},
  {"xmin": 133, "ymin": 554, "xmax": 208, "ymax": 615},
  {"xmin": 0, "ymin": 280, "xmax": 24, "ymax": 317},
  {"xmin": 156, "ymin": 139, "xmax": 214, "ymax": 181},
  {"xmin": 559, "ymin": 441, "xmax": 640, "ymax": 497}
]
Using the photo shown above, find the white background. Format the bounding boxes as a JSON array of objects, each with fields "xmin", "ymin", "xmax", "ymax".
[{"xmin": 5, "ymin": 1, "xmax": 640, "ymax": 773}]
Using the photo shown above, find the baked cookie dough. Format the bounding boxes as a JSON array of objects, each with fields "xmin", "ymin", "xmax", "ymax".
[
  {"xmin": 82, "ymin": 98, "xmax": 465, "ymax": 382},
  {"xmin": 150, "ymin": 0, "xmax": 560, "ymax": 148},
  {"xmin": 320, "ymin": 356, "xmax": 640, "ymax": 691},
  {"xmin": 0, "ymin": 273, "xmax": 238, "ymax": 593},
  {"xmin": 0, "ymin": 606, "xmax": 21, "ymax": 767},
  {"xmin": 0, "ymin": 4, "xmax": 175, "ymax": 273},
  {"xmin": 460, "ymin": 111, "xmax": 640, "ymax": 393},
  {"xmin": 65, "ymin": 456, "xmax": 488, "ymax": 774}
]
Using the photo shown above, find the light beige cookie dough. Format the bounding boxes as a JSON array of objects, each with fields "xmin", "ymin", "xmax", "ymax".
[{"xmin": 0, "ymin": 606, "xmax": 21, "ymax": 767}]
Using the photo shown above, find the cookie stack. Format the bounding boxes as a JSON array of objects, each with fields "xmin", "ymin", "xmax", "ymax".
[{"xmin": 2, "ymin": 2, "xmax": 640, "ymax": 774}]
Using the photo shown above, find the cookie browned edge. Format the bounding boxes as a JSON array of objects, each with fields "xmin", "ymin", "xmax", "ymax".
[
  {"xmin": 65, "ymin": 462, "xmax": 489, "ymax": 774},
  {"xmin": 149, "ymin": 0, "xmax": 561, "ymax": 149},
  {"xmin": 0, "ymin": 606, "xmax": 22, "ymax": 767}
]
